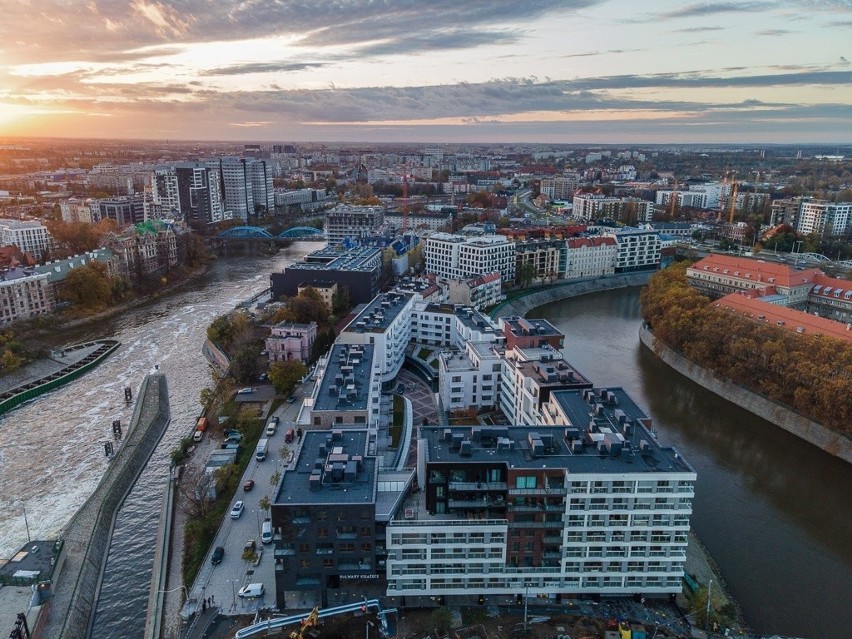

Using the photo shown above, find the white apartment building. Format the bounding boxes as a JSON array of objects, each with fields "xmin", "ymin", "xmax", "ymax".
[
  {"xmin": 337, "ymin": 292, "xmax": 414, "ymax": 384},
  {"xmin": 565, "ymin": 237, "xmax": 617, "ymax": 280},
  {"xmin": 410, "ymin": 303, "xmax": 501, "ymax": 349},
  {"xmin": 796, "ymin": 200, "xmax": 851, "ymax": 238},
  {"xmin": 0, "ymin": 268, "xmax": 54, "ymax": 323},
  {"xmin": 216, "ymin": 157, "xmax": 275, "ymax": 220},
  {"xmin": 325, "ymin": 205, "xmax": 385, "ymax": 246},
  {"xmin": 439, "ymin": 341, "xmax": 503, "ymax": 412},
  {"xmin": 655, "ymin": 191, "xmax": 707, "ymax": 209},
  {"xmin": 602, "ymin": 228, "xmax": 661, "ymax": 273},
  {"xmin": 425, "ymin": 233, "xmax": 515, "ymax": 285},
  {"xmin": 499, "ymin": 344, "xmax": 590, "ymax": 426},
  {"xmin": 0, "ymin": 220, "xmax": 52, "ymax": 261},
  {"xmin": 688, "ymin": 182, "xmax": 729, "ymax": 210},
  {"xmin": 386, "ymin": 402, "xmax": 695, "ymax": 600}
]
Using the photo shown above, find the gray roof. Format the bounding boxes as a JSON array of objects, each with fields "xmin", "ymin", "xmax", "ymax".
[
  {"xmin": 422, "ymin": 387, "xmax": 693, "ymax": 475},
  {"xmin": 421, "ymin": 303, "xmax": 498, "ymax": 334},
  {"xmin": 314, "ymin": 343, "xmax": 375, "ymax": 411},
  {"xmin": 277, "ymin": 429, "xmax": 377, "ymax": 505},
  {"xmin": 342, "ymin": 292, "xmax": 412, "ymax": 334},
  {"xmin": 33, "ymin": 249, "xmax": 114, "ymax": 283}
]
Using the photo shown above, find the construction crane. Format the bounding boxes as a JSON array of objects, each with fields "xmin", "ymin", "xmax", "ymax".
[
  {"xmin": 728, "ymin": 176, "xmax": 739, "ymax": 224},
  {"xmin": 717, "ymin": 172, "xmax": 728, "ymax": 222},
  {"xmin": 669, "ymin": 178, "xmax": 679, "ymax": 218},
  {"xmin": 289, "ymin": 606, "xmax": 319, "ymax": 639},
  {"xmin": 402, "ymin": 171, "xmax": 409, "ymax": 232}
]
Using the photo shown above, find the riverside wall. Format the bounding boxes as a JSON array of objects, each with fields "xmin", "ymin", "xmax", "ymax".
[
  {"xmin": 38, "ymin": 373, "xmax": 172, "ymax": 639},
  {"xmin": 490, "ymin": 272, "xmax": 653, "ymax": 318},
  {"xmin": 639, "ymin": 325, "xmax": 852, "ymax": 464}
]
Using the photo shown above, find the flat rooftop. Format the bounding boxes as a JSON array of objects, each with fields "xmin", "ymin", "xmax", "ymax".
[
  {"xmin": 419, "ymin": 303, "xmax": 498, "ymax": 334},
  {"xmin": 277, "ymin": 429, "xmax": 377, "ymax": 505},
  {"xmin": 342, "ymin": 292, "xmax": 412, "ymax": 334},
  {"xmin": 422, "ymin": 393, "xmax": 693, "ymax": 475},
  {"xmin": 314, "ymin": 343, "xmax": 375, "ymax": 412},
  {"xmin": 292, "ymin": 246, "xmax": 382, "ymax": 271},
  {"xmin": 501, "ymin": 316, "xmax": 564, "ymax": 339}
]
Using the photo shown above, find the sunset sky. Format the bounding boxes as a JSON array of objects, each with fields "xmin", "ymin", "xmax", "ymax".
[{"xmin": 0, "ymin": 0, "xmax": 850, "ymax": 143}]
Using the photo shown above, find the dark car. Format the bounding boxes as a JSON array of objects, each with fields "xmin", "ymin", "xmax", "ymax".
[
  {"xmin": 211, "ymin": 546, "xmax": 224, "ymax": 565},
  {"xmin": 243, "ymin": 479, "xmax": 255, "ymax": 491}
]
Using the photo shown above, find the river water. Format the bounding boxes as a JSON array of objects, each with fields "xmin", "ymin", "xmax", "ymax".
[
  {"xmin": 535, "ymin": 288, "xmax": 852, "ymax": 639},
  {"xmin": 0, "ymin": 243, "xmax": 313, "ymax": 637}
]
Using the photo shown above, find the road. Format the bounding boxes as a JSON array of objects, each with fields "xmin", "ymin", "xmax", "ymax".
[{"xmin": 186, "ymin": 377, "xmax": 316, "ymax": 620}]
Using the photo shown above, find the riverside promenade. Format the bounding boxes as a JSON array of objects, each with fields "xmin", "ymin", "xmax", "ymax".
[{"xmin": 38, "ymin": 373, "xmax": 171, "ymax": 639}]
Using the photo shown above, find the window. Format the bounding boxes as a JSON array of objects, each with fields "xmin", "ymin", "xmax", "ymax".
[
  {"xmin": 515, "ymin": 476, "xmax": 537, "ymax": 489},
  {"xmin": 300, "ymin": 559, "xmax": 311, "ymax": 568},
  {"xmin": 299, "ymin": 543, "xmax": 310, "ymax": 553}
]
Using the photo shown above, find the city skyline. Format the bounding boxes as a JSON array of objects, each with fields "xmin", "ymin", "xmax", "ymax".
[{"xmin": 0, "ymin": 0, "xmax": 850, "ymax": 143}]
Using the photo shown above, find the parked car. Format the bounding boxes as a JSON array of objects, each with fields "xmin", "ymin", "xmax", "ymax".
[
  {"xmin": 261, "ymin": 519, "xmax": 273, "ymax": 544},
  {"xmin": 243, "ymin": 479, "xmax": 255, "ymax": 492},
  {"xmin": 211, "ymin": 546, "xmax": 224, "ymax": 565},
  {"xmin": 230, "ymin": 501, "xmax": 245, "ymax": 519},
  {"xmin": 244, "ymin": 539, "xmax": 257, "ymax": 553},
  {"xmin": 238, "ymin": 583, "xmax": 264, "ymax": 599},
  {"xmin": 287, "ymin": 395, "xmax": 297, "ymax": 403},
  {"xmin": 257, "ymin": 373, "xmax": 268, "ymax": 382},
  {"xmin": 237, "ymin": 387, "xmax": 254, "ymax": 395}
]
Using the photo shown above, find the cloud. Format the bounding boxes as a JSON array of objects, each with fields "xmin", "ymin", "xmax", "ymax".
[
  {"xmin": 201, "ymin": 62, "xmax": 329, "ymax": 76},
  {"xmin": 562, "ymin": 49, "xmax": 642, "ymax": 58},
  {"xmin": 670, "ymin": 26, "xmax": 725, "ymax": 32},
  {"xmin": 354, "ymin": 29, "xmax": 524, "ymax": 57},
  {"xmin": 756, "ymin": 29, "xmax": 794, "ymax": 35},
  {"xmin": 0, "ymin": 0, "xmax": 597, "ymax": 64},
  {"xmin": 655, "ymin": 2, "xmax": 770, "ymax": 19}
]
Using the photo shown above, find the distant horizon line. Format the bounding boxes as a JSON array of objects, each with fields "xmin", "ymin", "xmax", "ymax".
[{"xmin": 1, "ymin": 135, "xmax": 850, "ymax": 149}]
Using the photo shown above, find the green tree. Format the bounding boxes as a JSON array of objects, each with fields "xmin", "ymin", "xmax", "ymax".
[
  {"xmin": 268, "ymin": 360, "xmax": 307, "ymax": 395},
  {"xmin": 429, "ymin": 607, "xmax": 453, "ymax": 635}
]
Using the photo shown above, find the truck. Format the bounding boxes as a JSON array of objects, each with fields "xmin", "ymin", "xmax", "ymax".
[{"xmin": 255, "ymin": 438, "xmax": 269, "ymax": 461}]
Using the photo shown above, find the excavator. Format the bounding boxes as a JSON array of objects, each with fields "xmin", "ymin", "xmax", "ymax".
[{"xmin": 289, "ymin": 606, "xmax": 320, "ymax": 639}]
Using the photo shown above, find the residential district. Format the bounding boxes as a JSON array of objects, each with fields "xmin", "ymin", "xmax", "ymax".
[{"xmin": 1, "ymin": 140, "xmax": 849, "ymax": 639}]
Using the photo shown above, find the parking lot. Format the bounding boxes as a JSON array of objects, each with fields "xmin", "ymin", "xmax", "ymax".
[{"xmin": 187, "ymin": 380, "xmax": 312, "ymax": 617}]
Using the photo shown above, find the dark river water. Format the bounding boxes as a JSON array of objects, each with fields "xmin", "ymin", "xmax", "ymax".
[{"xmin": 535, "ymin": 287, "xmax": 852, "ymax": 639}]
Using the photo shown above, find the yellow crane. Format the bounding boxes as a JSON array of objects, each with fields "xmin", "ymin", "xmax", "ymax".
[
  {"xmin": 289, "ymin": 606, "xmax": 320, "ymax": 639},
  {"xmin": 728, "ymin": 177, "xmax": 739, "ymax": 224}
]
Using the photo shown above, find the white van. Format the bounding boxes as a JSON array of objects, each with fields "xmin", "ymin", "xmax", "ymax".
[
  {"xmin": 192, "ymin": 430, "xmax": 203, "ymax": 442},
  {"xmin": 237, "ymin": 582, "xmax": 264, "ymax": 598},
  {"xmin": 261, "ymin": 519, "xmax": 273, "ymax": 544}
]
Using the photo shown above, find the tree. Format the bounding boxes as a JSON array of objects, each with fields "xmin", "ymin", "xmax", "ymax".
[
  {"xmin": 516, "ymin": 261, "xmax": 537, "ymax": 288},
  {"xmin": 332, "ymin": 286, "xmax": 350, "ymax": 315},
  {"xmin": 429, "ymin": 607, "xmax": 453, "ymax": 635},
  {"xmin": 61, "ymin": 262, "xmax": 113, "ymax": 310},
  {"xmin": 259, "ymin": 494, "xmax": 271, "ymax": 515},
  {"xmin": 268, "ymin": 360, "xmax": 307, "ymax": 395}
]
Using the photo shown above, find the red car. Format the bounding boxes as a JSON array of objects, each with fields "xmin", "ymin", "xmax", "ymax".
[{"xmin": 243, "ymin": 479, "xmax": 255, "ymax": 491}]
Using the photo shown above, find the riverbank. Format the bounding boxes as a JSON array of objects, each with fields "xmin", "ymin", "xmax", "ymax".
[
  {"xmin": 639, "ymin": 324, "xmax": 852, "ymax": 464},
  {"xmin": 38, "ymin": 373, "xmax": 171, "ymax": 639},
  {"xmin": 489, "ymin": 271, "xmax": 653, "ymax": 318}
]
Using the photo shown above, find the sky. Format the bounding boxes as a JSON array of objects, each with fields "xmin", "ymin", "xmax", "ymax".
[{"xmin": 0, "ymin": 0, "xmax": 850, "ymax": 144}]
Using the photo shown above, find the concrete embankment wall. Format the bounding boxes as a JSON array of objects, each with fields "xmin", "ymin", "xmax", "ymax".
[
  {"xmin": 202, "ymin": 338, "xmax": 230, "ymax": 375},
  {"xmin": 38, "ymin": 373, "xmax": 171, "ymax": 639},
  {"xmin": 490, "ymin": 272, "xmax": 652, "ymax": 318},
  {"xmin": 639, "ymin": 325, "xmax": 852, "ymax": 464}
]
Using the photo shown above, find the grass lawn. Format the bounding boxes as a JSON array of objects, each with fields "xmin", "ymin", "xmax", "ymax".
[{"xmin": 417, "ymin": 347, "xmax": 433, "ymax": 360}]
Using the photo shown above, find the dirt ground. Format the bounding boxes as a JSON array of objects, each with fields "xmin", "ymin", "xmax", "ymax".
[{"xmin": 218, "ymin": 609, "xmax": 688, "ymax": 639}]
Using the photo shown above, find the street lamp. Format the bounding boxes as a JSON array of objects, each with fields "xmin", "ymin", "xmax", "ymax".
[{"xmin": 523, "ymin": 583, "xmax": 530, "ymax": 633}]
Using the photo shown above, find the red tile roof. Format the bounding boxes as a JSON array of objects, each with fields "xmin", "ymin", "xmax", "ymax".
[
  {"xmin": 714, "ymin": 293, "xmax": 852, "ymax": 343},
  {"xmin": 690, "ymin": 254, "xmax": 820, "ymax": 288},
  {"xmin": 567, "ymin": 237, "xmax": 617, "ymax": 249}
]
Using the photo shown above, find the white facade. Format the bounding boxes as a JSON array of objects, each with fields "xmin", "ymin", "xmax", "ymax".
[
  {"xmin": 410, "ymin": 303, "xmax": 501, "ymax": 349},
  {"xmin": 337, "ymin": 292, "xmax": 414, "ymax": 384},
  {"xmin": 796, "ymin": 200, "xmax": 851, "ymax": 237},
  {"xmin": 655, "ymin": 191, "xmax": 707, "ymax": 209},
  {"xmin": 445, "ymin": 272, "xmax": 503, "ymax": 309},
  {"xmin": 0, "ymin": 220, "xmax": 52, "ymax": 261},
  {"xmin": 425, "ymin": 233, "xmax": 515, "ymax": 285},
  {"xmin": 572, "ymin": 195, "xmax": 654, "ymax": 223},
  {"xmin": 602, "ymin": 228, "xmax": 661, "ymax": 272},
  {"xmin": 565, "ymin": 237, "xmax": 617, "ymax": 279},
  {"xmin": 217, "ymin": 157, "xmax": 253, "ymax": 219},
  {"xmin": 540, "ymin": 176, "xmax": 578, "ymax": 200},
  {"xmin": 439, "ymin": 341, "xmax": 503, "ymax": 412}
]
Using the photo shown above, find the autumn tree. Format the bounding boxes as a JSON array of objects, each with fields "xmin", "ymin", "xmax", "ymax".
[
  {"xmin": 268, "ymin": 360, "xmax": 307, "ymax": 395},
  {"xmin": 61, "ymin": 261, "xmax": 113, "ymax": 311}
]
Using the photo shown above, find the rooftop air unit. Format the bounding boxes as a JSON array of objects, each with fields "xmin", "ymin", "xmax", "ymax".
[{"xmin": 460, "ymin": 440, "xmax": 473, "ymax": 456}]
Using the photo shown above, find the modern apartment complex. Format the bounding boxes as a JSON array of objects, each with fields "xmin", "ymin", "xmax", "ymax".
[
  {"xmin": 0, "ymin": 220, "xmax": 52, "ymax": 261},
  {"xmin": 386, "ymin": 398, "xmax": 695, "ymax": 600},
  {"xmin": 270, "ymin": 246, "xmax": 383, "ymax": 305},
  {"xmin": 602, "ymin": 228, "xmax": 662, "ymax": 273},
  {"xmin": 796, "ymin": 200, "xmax": 851, "ymax": 238},
  {"xmin": 338, "ymin": 292, "xmax": 414, "ymax": 384},
  {"xmin": 565, "ymin": 237, "xmax": 617, "ymax": 279},
  {"xmin": 308, "ymin": 344, "xmax": 381, "ymax": 428},
  {"xmin": 425, "ymin": 233, "xmax": 516, "ymax": 285},
  {"xmin": 572, "ymin": 195, "xmax": 654, "ymax": 224},
  {"xmin": 540, "ymin": 175, "xmax": 579, "ymax": 200},
  {"xmin": 325, "ymin": 205, "xmax": 385, "ymax": 246}
]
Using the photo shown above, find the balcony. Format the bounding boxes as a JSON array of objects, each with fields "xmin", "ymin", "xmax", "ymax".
[{"xmin": 449, "ymin": 481, "xmax": 507, "ymax": 491}]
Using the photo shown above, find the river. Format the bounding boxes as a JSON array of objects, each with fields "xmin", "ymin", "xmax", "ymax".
[
  {"xmin": 535, "ymin": 287, "xmax": 852, "ymax": 639},
  {"xmin": 0, "ymin": 243, "xmax": 314, "ymax": 637}
]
